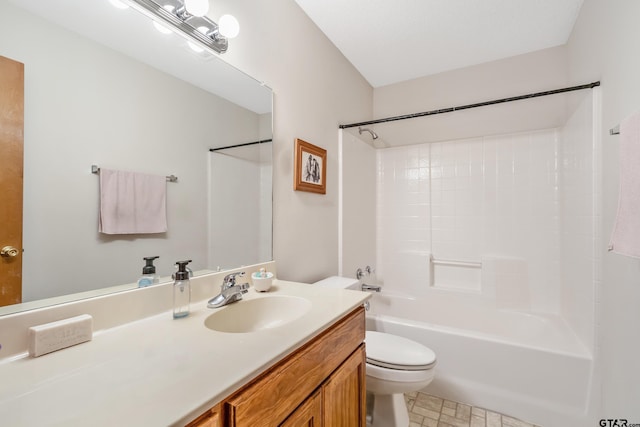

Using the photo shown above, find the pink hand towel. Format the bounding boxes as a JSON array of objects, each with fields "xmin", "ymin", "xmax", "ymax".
[
  {"xmin": 609, "ymin": 112, "xmax": 640, "ymax": 257},
  {"xmin": 99, "ymin": 169, "xmax": 167, "ymax": 235}
]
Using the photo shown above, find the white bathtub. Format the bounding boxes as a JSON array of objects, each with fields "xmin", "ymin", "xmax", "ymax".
[{"xmin": 364, "ymin": 289, "xmax": 593, "ymax": 427}]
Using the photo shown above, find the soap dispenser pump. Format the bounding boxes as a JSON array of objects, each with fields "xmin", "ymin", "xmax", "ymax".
[
  {"xmin": 138, "ymin": 256, "xmax": 160, "ymax": 287},
  {"xmin": 173, "ymin": 260, "xmax": 192, "ymax": 319}
]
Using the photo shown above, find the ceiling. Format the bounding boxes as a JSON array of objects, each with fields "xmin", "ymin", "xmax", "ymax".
[{"xmin": 294, "ymin": 0, "xmax": 584, "ymax": 88}]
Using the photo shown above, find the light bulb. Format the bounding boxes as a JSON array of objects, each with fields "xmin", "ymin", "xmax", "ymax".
[
  {"xmin": 184, "ymin": 0, "xmax": 209, "ymax": 17},
  {"xmin": 218, "ymin": 14, "xmax": 239, "ymax": 38}
]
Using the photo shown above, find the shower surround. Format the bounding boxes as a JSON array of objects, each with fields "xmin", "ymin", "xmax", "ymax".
[{"xmin": 341, "ymin": 92, "xmax": 600, "ymax": 425}]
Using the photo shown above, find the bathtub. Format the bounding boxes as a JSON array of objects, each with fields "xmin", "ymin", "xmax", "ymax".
[{"xmin": 364, "ymin": 289, "xmax": 593, "ymax": 427}]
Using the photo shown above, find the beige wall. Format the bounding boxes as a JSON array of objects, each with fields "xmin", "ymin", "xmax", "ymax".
[
  {"xmin": 567, "ymin": 0, "xmax": 640, "ymax": 418},
  {"xmin": 219, "ymin": 0, "xmax": 373, "ymax": 283},
  {"xmin": 374, "ymin": 45, "xmax": 568, "ymax": 117},
  {"xmin": 373, "ymin": 46, "xmax": 570, "ymax": 145}
]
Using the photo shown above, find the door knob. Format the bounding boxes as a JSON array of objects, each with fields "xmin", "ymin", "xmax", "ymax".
[{"xmin": 1, "ymin": 246, "xmax": 19, "ymax": 258}]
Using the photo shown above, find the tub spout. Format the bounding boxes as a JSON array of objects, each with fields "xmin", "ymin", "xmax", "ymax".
[{"xmin": 362, "ymin": 283, "xmax": 381, "ymax": 292}]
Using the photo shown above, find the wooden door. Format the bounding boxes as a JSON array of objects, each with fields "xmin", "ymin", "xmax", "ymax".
[
  {"xmin": 0, "ymin": 55, "xmax": 24, "ymax": 307},
  {"xmin": 279, "ymin": 389, "xmax": 323, "ymax": 427},
  {"xmin": 322, "ymin": 345, "xmax": 366, "ymax": 427}
]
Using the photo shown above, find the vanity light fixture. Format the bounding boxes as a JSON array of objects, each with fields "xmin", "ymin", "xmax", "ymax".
[
  {"xmin": 123, "ymin": 0, "xmax": 239, "ymax": 54},
  {"xmin": 218, "ymin": 14, "xmax": 240, "ymax": 39}
]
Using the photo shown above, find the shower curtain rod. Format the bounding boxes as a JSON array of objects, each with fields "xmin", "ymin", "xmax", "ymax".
[
  {"xmin": 339, "ymin": 81, "xmax": 601, "ymax": 129},
  {"xmin": 209, "ymin": 139, "xmax": 272, "ymax": 152}
]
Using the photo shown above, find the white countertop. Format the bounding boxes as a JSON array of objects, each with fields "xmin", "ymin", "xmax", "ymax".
[{"xmin": 0, "ymin": 281, "xmax": 369, "ymax": 426}]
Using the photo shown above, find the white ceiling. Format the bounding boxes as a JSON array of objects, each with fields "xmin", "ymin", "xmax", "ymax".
[{"xmin": 294, "ymin": 0, "xmax": 584, "ymax": 88}]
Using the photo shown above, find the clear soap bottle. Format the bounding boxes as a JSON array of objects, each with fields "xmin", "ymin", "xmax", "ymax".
[
  {"xmin": 138, "ymin": 256, "xmax": 159, "ymax": 287},
  {"xmin": 173, "ymin": 260, "xmax": 192, "ymax": 319}
]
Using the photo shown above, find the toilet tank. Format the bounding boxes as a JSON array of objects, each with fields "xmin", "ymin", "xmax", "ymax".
[{"xmin": 313, "ymin": 276, "xmax": 360, "ymax": 290}]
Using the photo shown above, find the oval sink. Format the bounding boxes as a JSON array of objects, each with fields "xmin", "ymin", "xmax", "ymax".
[{"xmin": 204, "ymin": 295, "xmax": 312, "ymax": 333}]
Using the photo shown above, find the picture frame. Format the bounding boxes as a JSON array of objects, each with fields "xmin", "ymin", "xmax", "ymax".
[{"xmin": 294, "ymin": 138, "xmax": 327, "ymax": 194}]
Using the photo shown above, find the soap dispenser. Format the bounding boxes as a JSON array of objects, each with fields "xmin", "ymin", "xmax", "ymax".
[
  {"xmin": 138, "ymin": 256, "xmax": 160, "ymax": 287},
  {"xmin": 173, "ymin": 260, "xmax": 192, "ymax": 319}
]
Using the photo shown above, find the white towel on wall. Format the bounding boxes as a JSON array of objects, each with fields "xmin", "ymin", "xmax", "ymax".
[
  {"xmin": 609, "ymin": 112, "xmax": 640, "ymax": 258},
  {"xmin": 98, "ymin": 168, "xmax": 167, "ymax": 235}
]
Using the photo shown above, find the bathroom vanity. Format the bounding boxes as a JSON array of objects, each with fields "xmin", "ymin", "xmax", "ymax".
[
  {"xmin": 0, "ymin": 271, "xmax": 369, "ymax": 426},
  {"xmin": 188, "ymin": 306, "xmax": 365, "ymax": 426}
]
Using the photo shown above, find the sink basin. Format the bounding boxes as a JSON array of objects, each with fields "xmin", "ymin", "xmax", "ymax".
[{"xmin": 204, "ymin": 295, "xmax": 312, "ymax": 333}]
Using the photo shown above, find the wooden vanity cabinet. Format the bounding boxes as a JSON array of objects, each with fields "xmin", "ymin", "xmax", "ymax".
[
  {"xmin": 187, "ymin": 306, "xmax": 366, "ymax": 427},
  {"xmin": 279, "ymin": 389, "xmax": 323, "ymax": 427},
  {"xmin": 281, "ymin": 345, "xmax": 366, "ymax": 427},
  {"xmin": 187, "ymin": 404, "xmax": 221, "ymax": 427}
]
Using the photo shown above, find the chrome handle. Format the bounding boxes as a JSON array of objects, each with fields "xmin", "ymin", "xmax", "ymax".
[
  {"xmin": 222, "ymin": 272, "xmax": 245, "ymax": 289},
  {"xmin": 356, "ymin": 266, "xmax": 375, "ymax": 280},
  {"xmin": 1, "ymin": 246, "xmax": 19, "ymax": 258}
]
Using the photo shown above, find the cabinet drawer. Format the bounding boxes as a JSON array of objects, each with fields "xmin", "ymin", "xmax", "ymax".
[{"xmin": 224, "ymin": 306, "xmax": 365, "ymax": 426}]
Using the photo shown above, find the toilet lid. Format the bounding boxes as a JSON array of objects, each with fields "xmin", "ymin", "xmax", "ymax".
[{"xmin": 365, "ymin": 331, "xmax": 436, "ymax": 371}]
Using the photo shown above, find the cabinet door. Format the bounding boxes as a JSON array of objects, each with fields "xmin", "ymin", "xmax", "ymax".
[
  {"xmin": 186, "ymin": 405, "xmax": 220, "ymax": 427},
  {"xmin": 224, "ymin": 307, "xmax": 365, "ymax": 426},
  {"xmin": 279, "ymin": 389, "xmax": 322, "ymax": 427},
  {"xmin": 322, "ymin": 345, "xmax": 366, "ymax": 427}
]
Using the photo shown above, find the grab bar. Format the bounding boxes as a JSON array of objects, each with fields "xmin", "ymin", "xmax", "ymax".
[{"xmin": 430, "ymin": 256, "xmax": 482, "ymax": 269}]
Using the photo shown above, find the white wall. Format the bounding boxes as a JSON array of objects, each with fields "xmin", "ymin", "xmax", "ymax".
[
  {"xmin": 560, "ymin": 92, "xmax": 598, "ymax": 353},
  {"xmin": 208, "ymin": 144, "xmax": 272, "ymax": 270},
  {"xmin": 567, "ymin": 0, "xmax": 640, "ymax": 418},
  {"xmin": 217, "ymin": 0, "xmax": 374, "ymax": 283},
  {"xmin": 376, "ymin": 129, "xmax": 567, "ymax": 312},
  {"xmin": 0, "ymin": 2, "xmax": 262, "ymax": 299}
]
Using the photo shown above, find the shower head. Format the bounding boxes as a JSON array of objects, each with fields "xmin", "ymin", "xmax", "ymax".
[{"xmin": 358, "ymin": 127, "xmax": 378, "ymax": 140}]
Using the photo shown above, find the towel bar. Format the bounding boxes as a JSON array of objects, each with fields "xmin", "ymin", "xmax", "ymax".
[
  {"xmin": 610, "ymin": 125, "xmax": 620, "ymax": 135},
  {"xmin": 91, "ymin": 165, "xmax": 178, "ymax": 182}
]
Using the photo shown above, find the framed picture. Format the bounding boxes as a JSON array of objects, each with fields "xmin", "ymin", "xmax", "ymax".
[{"xmin": 294, "ymin": 138, "xmax": 327, "ymax": 194}]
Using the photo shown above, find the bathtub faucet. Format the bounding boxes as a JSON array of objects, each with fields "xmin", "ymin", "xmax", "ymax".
[{"xmin": 362, "ymin": 283, "xmax": 381, "ymax": 292}]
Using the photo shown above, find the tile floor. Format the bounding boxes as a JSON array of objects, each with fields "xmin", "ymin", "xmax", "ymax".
[{"xmin": 405, "ymin": 391, "xmax": 541, "ymax": 427}]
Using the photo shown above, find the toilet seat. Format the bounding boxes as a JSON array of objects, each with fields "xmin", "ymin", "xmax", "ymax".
[{"xmin": 365, "ymin": 331, "xmax": 436, "ymax": 371}]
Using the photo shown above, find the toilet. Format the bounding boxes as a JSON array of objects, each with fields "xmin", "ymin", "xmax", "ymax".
[{"xmin": 313, "ymin": 277, "xmax": 437, "ymax": 427}]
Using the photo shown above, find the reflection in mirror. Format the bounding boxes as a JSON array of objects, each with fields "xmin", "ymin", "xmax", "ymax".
[{"xmin": 0, "ymin": 0, "xmax": 273, "ymax": 315}]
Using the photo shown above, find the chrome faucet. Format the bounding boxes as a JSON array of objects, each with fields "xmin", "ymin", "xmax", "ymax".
[
  {"xmin": 361, "ymin": 283, "xmax": 381, "ymax": 292},
  {"xmin": 207, "ymin": 272, "xmax": 250, "ymax": 308}
]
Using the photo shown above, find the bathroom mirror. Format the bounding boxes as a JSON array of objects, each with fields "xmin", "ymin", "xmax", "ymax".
[{"xmin": 0, "ymin": 0, "xmax": 273, "ymax": 315}]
